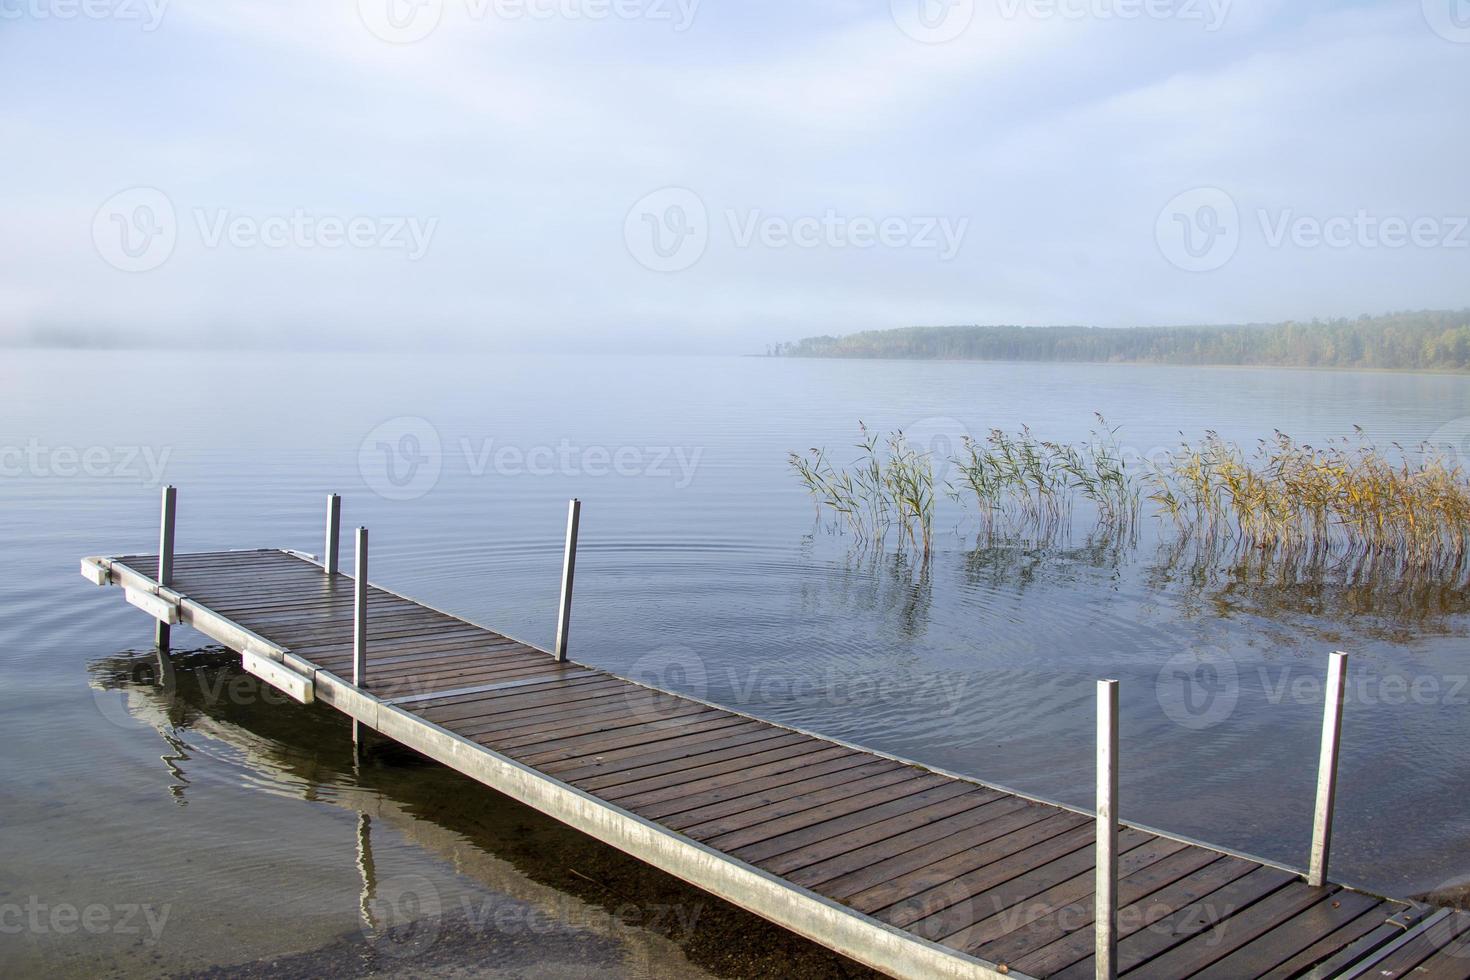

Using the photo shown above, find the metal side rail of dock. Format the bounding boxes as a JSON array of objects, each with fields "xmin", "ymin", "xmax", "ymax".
[{"xmin": 79, "ymin": 495, "xmax": 1470, "ymax": 980}]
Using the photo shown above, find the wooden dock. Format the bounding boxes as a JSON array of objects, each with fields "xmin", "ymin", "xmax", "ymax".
[{"xmin": 81, "ymin": 500, "xmax": 1470, "ymax": 979}]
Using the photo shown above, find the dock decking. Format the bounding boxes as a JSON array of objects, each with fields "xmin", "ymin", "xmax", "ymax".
[{"xmin": 82, "ymin": 547, "xmax": 1468, "ymax": 979}]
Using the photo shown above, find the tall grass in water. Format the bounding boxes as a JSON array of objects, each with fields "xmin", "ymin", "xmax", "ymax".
[
  {"xmin": 1148, "ymin": 428, "xmax": 1470, "ymax": 571},
  {"xmin": 949, "ymin": 415, "xmax": 1138, "ymax": 537},
  {"xmin": 789, "ymin": 423, "xmax": 934, "ymax": 558},
  {"xmin": 793, "ymin": 419, "xmax": 1470, "ymax": 574}
]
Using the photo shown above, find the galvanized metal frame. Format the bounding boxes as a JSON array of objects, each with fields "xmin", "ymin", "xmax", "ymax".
[
  {"xmin": 1309, "ymin": 651, "xmax": 1348, "ymax": 887},
  {"xmin": 155, "ymin": 485, "xmax": 176, "ymax": 650},
  {"xmin": 1095, "ymin": 679, "xmax": 1119, "ymax": 980},
  {"xmin": 324, "ymin": 493, "xmax": 341, "ymax": 576},
  {"xmin": 353, "ymin": 527, "xmax": 368, "ymax": 688},
  {"xmin": 554, "ymin": 498, "xmax": 580, "ymax": 663}
]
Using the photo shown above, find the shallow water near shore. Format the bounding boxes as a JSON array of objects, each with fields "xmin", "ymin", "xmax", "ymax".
[{"xmin": 4, "ymin": 349, "xmax": 1470, "ymax": 974}]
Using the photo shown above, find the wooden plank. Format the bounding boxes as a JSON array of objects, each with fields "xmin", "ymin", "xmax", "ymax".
[
  {"xmin": 414, "ymin": 674, "xmax": 623, "ymax": 716},
  {"xmin": 763, "ymin": 797, "xmax": 1046, "ymax": 892},
  {"xmin": 343, "ymin": 651, "xmax": 557, "ymax": 685},
  {"xmin": 1367, "ymin": 910, "xmax": 1470, "ymax": 980},
  {"xmin": 969, "ymin": 843, "xmax": 1224, "ymax": 966},
  {"xmin": 1040, "ymin": 863, "xmax": 1294, "ymax": 979},
  {"xmin": 259, "ymin": 616, "xmax": 480, "ymax": 644},
  {"xmin": 564, "ymin": 732, "xmax": 817, "ymax": 791},
  {"xmin": 330, "ymin": 652, "xmax": 554, "ymax": 688},
  {"xmin": 767, "ymin": 791, "xmax": 1015, "ymax": 881},
  {"xmin": 848, "ymin": 812, "xmax": 1089, "ymax": 916},
  {"xmin": 386, "ymin": 670, "xmax": 598, "ymax": 706},
  {"xmin": 692, "ymin": 771, "xmax": 951, "ymax": 846},
  {"xmin": 309, "ymin": 645, "xmax": 543, "ymax": 680},
  {"xmin": 652, "ymin": 758, "xmax": 908, "ymax": 828},
  {"xmin": 488, "ymin": 702, "xmax": 729, "ymax": 746},
  {"xmin": 542, "ymin": 725, "xmax": 803, "ymax": 781},
  {"xmin": 1187, "ymin": 889, "xmax": 1386, "ymax": 980},
  {"xmin": 457, "ymin": 687, "xmax": 705, "ymax": 738},
  {"xmin": 615, "ymin": 748, "xmax": 876, "ymax": 814},
  {"xmin": 667, "ymin": 764, "xmax": 917, "ymax": 834},
  {"xmin": 493, "ymin": 705, "xmax": 732, "ymax": 754},
  {"xmin": 454, "ymin": 690, "xmax": 660, "ymax": 738},
  {"xmin": 1255, "ymin": 907, "xmax": 1402, "ymax": 980},
  {"xmin": 512, "ymin": 713, "xmax": 755, "ymax": 765},
  {"xmin": 1122, "ymin": 881, "xmax": 1340, "ymax": 979},
  {"xmin": 939, "ymin": 834, "xmax": 1189, "ymax": 954}
]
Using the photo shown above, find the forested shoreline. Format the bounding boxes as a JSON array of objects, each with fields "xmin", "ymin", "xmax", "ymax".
[{"xmin": 775, "ymin": 310, "xmax": 1470, "ymax": 371}]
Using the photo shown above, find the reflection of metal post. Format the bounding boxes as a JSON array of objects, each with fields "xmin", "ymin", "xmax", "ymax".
[
  {"xmin": 1096, "ymin": 679, "xmax": 1119, "ymax": 980},
  {"xmin": 1309, "ymin": 651, "xmax": 1348, "ymax": 888},
  {"xmin": 156, "ymin": 485, "xmax": 177, "ymax": 653},
  {"xmin": 554, "ymin": 499, "xmax": 581, "ymax": 663},
  {"xmin": 356, "ymin": 811, "xmax": 377, "ymax": 931},
  {"xmin": 325, "ymin": 493, "xmax": 341, "ymax": 575}
]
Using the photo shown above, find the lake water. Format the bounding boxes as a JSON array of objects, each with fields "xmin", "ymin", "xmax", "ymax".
[{"xmin": 4, "ymin": 350, "xmax": 1469, "ymax": 975}]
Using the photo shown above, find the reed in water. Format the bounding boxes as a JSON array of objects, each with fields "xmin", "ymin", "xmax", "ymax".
[{"xmin": 792, "ymin": 420, "xmax": 1470, "ymax": 573}]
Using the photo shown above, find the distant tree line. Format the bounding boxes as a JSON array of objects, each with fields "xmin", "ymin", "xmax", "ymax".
[{"xmin": 775, "ymin": 310, "xmax": 1470, "ymax": 371}]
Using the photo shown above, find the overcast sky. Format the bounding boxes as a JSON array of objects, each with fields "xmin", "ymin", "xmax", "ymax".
[{"xmin": 3, "ymin": 0, "xmax": 1467, "ymax": 352}]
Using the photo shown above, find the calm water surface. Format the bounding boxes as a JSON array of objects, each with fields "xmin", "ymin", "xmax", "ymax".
[{"xmin": 4, "ymin": 350, "xmax": 1469, "ymax": 975}]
